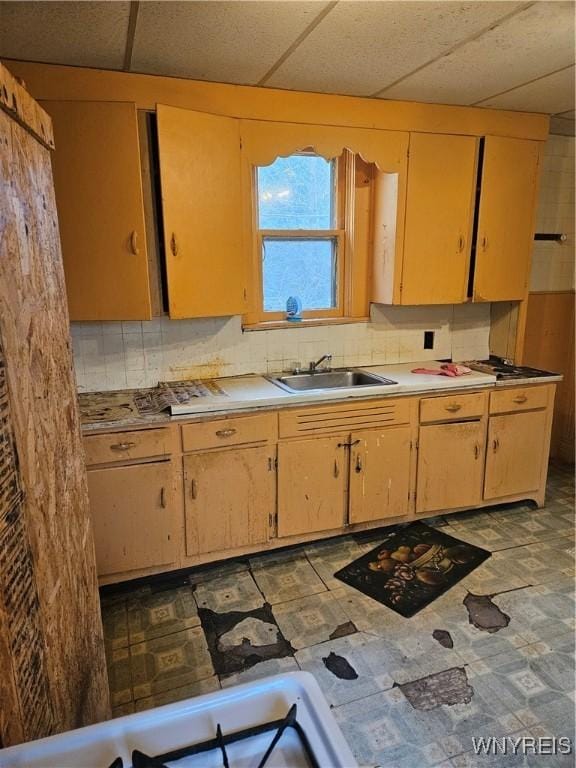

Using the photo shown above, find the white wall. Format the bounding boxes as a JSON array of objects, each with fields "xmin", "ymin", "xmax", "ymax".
[
  {"xmin": 530, "ymin": 134, "xmax": 575, "ymax": 292},
  {"xmin": 71, "ymin": 303, "xmax": 490, "ymax": 392}
]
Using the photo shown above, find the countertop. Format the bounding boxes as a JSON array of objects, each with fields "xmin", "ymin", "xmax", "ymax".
[{"xmin": 78, "ymin": 361, "xmax": 561, "ymax": 433}]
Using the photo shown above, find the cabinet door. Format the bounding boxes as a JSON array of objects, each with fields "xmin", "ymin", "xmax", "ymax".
[
  {"xmin": 184, "ymin": 446, "xmax": 272, "ymax": 556},
  {"xmin": 42, "ymin": 100, "xmax": 151, "ymax": 321},
  {"xmin": 474, "ymin": 136, "xmax": 540, "ymax": 301},
  {"xmin": 349, "ymin": 427, "xmax": 412, "ymax": 524},
  {"xmin": 277, "ymin": 437, "xmax": 346, "ymax": 538},
  {"xmin": 88, "ymin": 461, "xmax": 177, "ymax": 576},
  {"xmin": 157, "ymin": 105, "xmax": 246, "ymax": 319},
  {"xmin": 416, "ymin": 421, "xmax": 484, "ymax": 513},
  {"xmin": 400, "ymin": 133, "xmax": 478, "ymax": 305},
  {"xmin": 484, "ymin": 411, "xmax": 547, "ymax": 499}
]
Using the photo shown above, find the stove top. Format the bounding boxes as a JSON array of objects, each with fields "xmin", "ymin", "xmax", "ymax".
[
  {"xmin": 465, "ymin": 357, "xmax": 560, "ymax": 383},
  {"xmin": 0, "ymin": 673, "xmax": 357, "ymax": 768}
]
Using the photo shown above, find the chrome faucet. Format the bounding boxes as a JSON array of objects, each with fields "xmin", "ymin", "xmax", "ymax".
[{"xmin": 309, "ymin": 354, "xmax": 332, "ymax": 373}]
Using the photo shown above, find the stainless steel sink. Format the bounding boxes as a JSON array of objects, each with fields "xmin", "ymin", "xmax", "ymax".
[{"xmin": 267, "ymin": 369, "xmax": 397, "ymax": 393}]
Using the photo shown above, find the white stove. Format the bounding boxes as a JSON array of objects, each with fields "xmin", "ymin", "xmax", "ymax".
[{"xmin": 0, "ymin": 672, "xmax": 357, "ymax": 768}]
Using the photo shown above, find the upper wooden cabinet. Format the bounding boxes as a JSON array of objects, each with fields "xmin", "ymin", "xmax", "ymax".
[
  {"xmin": 156, "ymin": 105, "xmax": 247, "ymax": 319},
  {"xmin": 42, "ymin": 100, "xmax": 151, "ymax": 321},
  {"xmin": 473, "ymin": 136, "xmax": 541, "ymax": 302},
  {"xmin": 399, "ymin": 133, "xmax": 478, "ymax": 305}
]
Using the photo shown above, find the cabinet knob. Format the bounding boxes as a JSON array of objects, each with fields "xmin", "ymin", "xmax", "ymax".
[
  {"xmin": 474, "ymin": 444, "xmax": 480, "ymax": 460},
  {"xmin": 445, "ymin": 403, "xmax": 462, "ymax": 413},
  {"xmin": 130, "ymin": 230, "xmax": 140, "ymax": 255},
  {"xmin": 355, "ymin": 454, "xmax": 363, "ymax": 473},
  {"xmin": 513, "ymin": 394, "xmax": 528, "ymax": 404},
  {"xmin": 215, "ymin": 428, "xmax": 237, "ymax": 438},
  {"xmin": 110, "ymin": 441, "xmax": 136, "ymax": 451},
  {"xmin": 170, "ymin": 232, "xmax": 179, "ymax": 256},
  {"xmin": 481, "ymin": 236, "xmax": 488, "ymax": 250},
  {"xmin": 160, "ymin": 486, "xmax": 167, "ymax": 508},
  {"xmin": 333, "ymin": 459, "xmax": 339, "ymax": 478},
  {"xmin": 191, "ymin": 479, "xmax": 198, "ymax": 499},
  {"xmin": 492, "ymin": 438, "xmax": 500, "ymax": 452},
  {"xmin": 458, "ymin": 235, "xmax": 465, "ymax": 253}
]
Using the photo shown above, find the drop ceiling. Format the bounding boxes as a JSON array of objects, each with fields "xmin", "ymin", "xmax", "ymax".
[{"xmin": 1, "ymin": 0, "xmax": 574, "ymax": 129}]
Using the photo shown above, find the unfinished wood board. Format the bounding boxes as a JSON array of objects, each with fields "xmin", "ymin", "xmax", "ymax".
[{"xmin": 0, "ymin": 87, "xmax": 109, "ymax": 745}]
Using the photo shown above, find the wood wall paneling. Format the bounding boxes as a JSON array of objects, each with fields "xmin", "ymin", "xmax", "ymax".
[{"xmin": 523, "ymin": 291, "xmax": 575, "ymax": 463}]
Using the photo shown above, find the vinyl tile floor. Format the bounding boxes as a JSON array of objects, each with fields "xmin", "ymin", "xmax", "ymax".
[{"xmin": 100, "ymin": 462, "xmax": 575, "ymax": 767}]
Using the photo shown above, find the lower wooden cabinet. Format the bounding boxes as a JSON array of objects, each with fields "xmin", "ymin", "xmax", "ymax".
[
  {"xmin": 183, "ymin": 446, "xmax": 274, "ymax": 556},
  {"xmin": 416, "ymin": 421, "xmax": 485, "ymax": 514},
  {"xmin": 484, "ymin": 410, "xmax": 547, "ymax": 499},
  {"xmin": 277, "ymin": 437, "xmax": 347, "ymax": 538},
  {"xmin": 88, "ymin": 461, "xmax": 178, "ymax": 576},
  {"xmin": 349, "ymin": 426, "xmax": 412, "ymax": 524}
]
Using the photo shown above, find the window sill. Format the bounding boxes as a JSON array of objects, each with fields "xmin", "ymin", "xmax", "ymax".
[{"xmin": 243, "ymin": 316, "xmax": 370, "ymax": 332}]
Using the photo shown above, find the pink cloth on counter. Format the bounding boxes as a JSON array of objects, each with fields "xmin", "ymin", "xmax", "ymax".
[{"xmin": 411, "ymin": 363, "xmax": 473, "ymax": 377}]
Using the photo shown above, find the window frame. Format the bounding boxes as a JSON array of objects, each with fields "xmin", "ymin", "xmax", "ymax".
[{"xmin": 250, "ymin": 151, "xmax": 349, "ymax": 324}]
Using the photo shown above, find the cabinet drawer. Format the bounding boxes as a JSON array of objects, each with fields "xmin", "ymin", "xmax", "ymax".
[
  {"xmin": 490, "ymin": 385, "xmax": 551, "ymax": 415},
  {"xmin": 181, "ymin": 413, "xmax": 276, "ymax": 452},
  {"xmin": 279, "ymin": 398, "xmax": 411, "ymax": 438},
  {"xmin": 84, "ymin": 428, "xmax": 172, "ymax": 466},
  {"xmin": 420, "ymin": 392, "xmax": 486, "ymax": 423}
]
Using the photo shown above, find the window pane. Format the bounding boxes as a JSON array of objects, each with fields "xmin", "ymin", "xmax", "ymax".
[
  {"xmin": 262, "ymin": 238, "xmax": 337, "ymax": 312},
  {"xmin": 257, "ymin": 154, "xmax": 334, "ymax": 230}
]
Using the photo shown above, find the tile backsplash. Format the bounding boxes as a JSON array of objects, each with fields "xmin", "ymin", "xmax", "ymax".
[{"xmin": 71, "ymin": 303, "xmax": 490, "ymax": 392}]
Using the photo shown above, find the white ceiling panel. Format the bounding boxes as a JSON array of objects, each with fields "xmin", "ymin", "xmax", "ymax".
[
  {"xmin": 265, "ymin": 1, "xmax": 524, "ymax": 96},
  {"xmin": 0, "ymin": 1, "xmax": 130, "ymax": 69},
  {"xmin": 379, "ymin": 2, "xmax": 575, "ymax": 106},
  {"xmin": 131, "ymin": 1, "xmax": 330, "ymax": 84},
  {"xmin": 478, "ymin": 65, "xmax": 575, "ymax": 114}
]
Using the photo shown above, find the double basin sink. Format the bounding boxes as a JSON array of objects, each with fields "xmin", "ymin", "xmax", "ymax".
[{"xmin": 267, "ymin": 368, "xmax": 397, "ymax": 394}]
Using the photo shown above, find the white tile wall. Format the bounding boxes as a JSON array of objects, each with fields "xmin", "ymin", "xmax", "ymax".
[
  {"xmin": 71, "ymin": 303, "xmax": 491, "ymax": 392},
  {"xmin": 530, "ymin": 134, "xmax": 575, "ymax": 292}
]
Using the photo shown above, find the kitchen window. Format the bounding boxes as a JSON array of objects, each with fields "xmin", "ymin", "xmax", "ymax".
[{"xmin": 252, "ymin": 150, "xmax": 347, "ymax": 323}]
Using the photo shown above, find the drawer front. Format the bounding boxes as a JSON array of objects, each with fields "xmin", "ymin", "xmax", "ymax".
[
  {"xmin": 84, "ymin": 428, "xmax": 172, "ymax": 466},
  {"xmin": 490, "ymin": 385, "xmax": 551, "ymax": 415},
  {"xmin": 279, "ymin": 398, "xmax": 412, "ymax": 438},
  {"xmin": 181, "ymin": 413, "xmax": 276, "ymax": 452},
  {"xmin": 420, "ymin": 392, "xmax": 487, "ymax": 423}
]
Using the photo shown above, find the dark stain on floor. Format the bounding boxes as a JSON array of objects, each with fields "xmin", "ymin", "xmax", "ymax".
[
  {"xmin": 432, "ymin": 629, "xmax": 454, "ymax": 648},
  {"xmin": 398, "ymin": 667, "xmax": 474, "ymax": 711},
  {"xmin": 323, "ymin": 652, "xmax": 358, "ymax": 680},
  {"xmin": 329, "ymin": 621, "xmax": 358, "ymax": 641},
  {"xmin": 463, "ymin": 592, "xmax": 511, "ymax": 633},
  {"xmin": 198, "ymin": 603, "xmax": 293, "ymax": 676}
]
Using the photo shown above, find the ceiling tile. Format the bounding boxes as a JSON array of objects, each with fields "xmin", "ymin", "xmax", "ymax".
[
  {"xmin": 0, "ymin": 1, "xmax": 130, "ymax": 69},
  {"xmin": 265, "ymin": 1, "xmax": 523, "ymax": 96},
  {"xmin": 379, "ymin": 2, "xmax": 575, "ymax": 107},
  {"xmin": 131, "ymin": 1, "xmax": 330, "ymax": 84},
  {"xmin": 478, "ymin": 66, "xmax": 575, "ymax": 114}
]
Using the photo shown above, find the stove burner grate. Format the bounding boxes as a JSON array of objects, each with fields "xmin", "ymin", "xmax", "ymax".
[{"xmin": 108, "ymin": 704, "xmax": 319, "ymax": 768}]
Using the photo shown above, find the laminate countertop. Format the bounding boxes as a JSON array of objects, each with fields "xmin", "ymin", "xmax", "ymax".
[{"xmin": 79, "ymin": 361, "xmax": 503, "ymax": 432}]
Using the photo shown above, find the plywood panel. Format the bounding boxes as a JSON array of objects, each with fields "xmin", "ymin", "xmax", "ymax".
[
  {"xmin": 41, "ymin": 100, "xmax": 151, "ymax": 320},
  {"xmin": 0, "ymin": 71, "xmax": 109, "ymax": 746}
]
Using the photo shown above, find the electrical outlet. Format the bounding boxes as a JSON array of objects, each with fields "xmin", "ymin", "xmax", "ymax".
[{"xmin": 424, "ymin": 331, "xmax": 435, "ymax": 350}]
